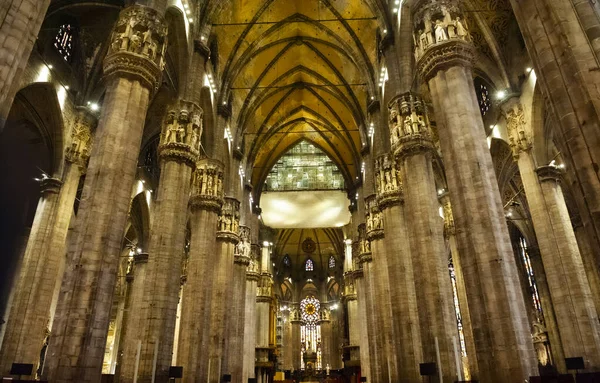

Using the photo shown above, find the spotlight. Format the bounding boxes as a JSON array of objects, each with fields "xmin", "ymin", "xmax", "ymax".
[{"xmin": 496, "ymin": 90, "xmax": 506, "ymax": 100}]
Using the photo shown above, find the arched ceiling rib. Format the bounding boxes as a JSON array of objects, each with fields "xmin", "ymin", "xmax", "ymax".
[{"xmin": 212, "ymin": 0, "xmax": 379, "ymax": 192}]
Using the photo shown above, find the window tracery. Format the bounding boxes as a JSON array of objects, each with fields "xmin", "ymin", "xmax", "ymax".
[
  {"xmin": 55, "ymin": 24, "xmax": 74, "ymax": 62},
  {"xmin": 518, "ymin": 236, "xmax": 543, "ymax": 318},
  {"xmin": 283, "ymin": 254, "xmax": 291, "ymax": 267},
  {"xmin": 328, "ymin": 255, "xmax": 335, "ymax": 269}
]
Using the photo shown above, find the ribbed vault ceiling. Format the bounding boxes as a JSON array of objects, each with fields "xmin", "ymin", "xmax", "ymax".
[{"xmin": 213, "ymin": 0, "xmax": 379, "ymax": 189}]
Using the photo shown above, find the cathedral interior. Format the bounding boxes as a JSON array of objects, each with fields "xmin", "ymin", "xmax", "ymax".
[{"xmin": 2, "ymin": 0, "xmax": 600, "ymax": 382}]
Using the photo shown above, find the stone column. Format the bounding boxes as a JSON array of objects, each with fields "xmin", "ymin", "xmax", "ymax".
[
  {"xmin": 572, "ymin": 215, "xmax": 600, "ymax": 317},
  {"xmin": 413, "ymin": 2, "xmax": 537, "ymax": 381},
  {"xmin": 208, "ymin": 197, "xmax": 239, "ymax": 383},
  {"xmin": 225, "ymin": 226, "xmax": 251, "ymax": 382},
  {"xmin": 509, "ymin": 0, "xmax": 600, "ymax": 256},
  {"xmin": 290, "ymin": 308, "xmax": 302, "ymax": 371},
  {"xmin": 256, "ymin": 244, "xmax": 274, "ymax": 377},
  {"xmin": 372, "ymin": 161, "xmax": 422, "ymax": 383},
  {"xmin": 352, "ymin": 236, "xmax": 371, "ymax": 381},
  {"xmin": 176, "ymin": 159, "xmax": 224, "ymax": 383},
  {"xmin": 0, "ymin": 0, "xmax": 51, "ymax": 130},
  {"xmin": 390, "ymin": 93, "xmax": 458, "ymax": 382},
  {"xmin": 0, "ymin": 111, "xmax": 92, "ymax": 377},
  {"xmin": 319, "ymin": 309, "xmax": 332, "ymax": 369},
  {"xmin": 116, "ymin": 253, "xmax": 149, "ymax": 381},
  {"xmin": 131, "ymin": 101, "xmax": 200, "ymax": 383},
  {"xmin": 505, "ymin": 105, "xmax": 600, "ymax": 369},
  {"xmin": 44, "ymin": 7, "xmax": 167, "ymax": 382},
  {"xmin": 343, "ymin": 239, "xmax": 361, "ymax": 370},
  {"xmin": 243, "ymin": 241, "xmax": 260, "ymax": 382},
  {"xmin": 439, "ymin": 195, "xmax": 478, "ymax": 379}
]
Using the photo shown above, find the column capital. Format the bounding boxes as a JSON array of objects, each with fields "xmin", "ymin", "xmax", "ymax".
[
  {"xmin": 504, "ymin": 104, "xmax": 532, "ymax": 159},
  {"xmin": 189, "ymin": 158, "xmax": 224, "ymax": 212},
  {"xmin": 103, "ymin": 5, "xmax": 168, "ymax": 91},
  {"xmin": 158, "ymin": 101, "xmax": 203, "ymax": 167},
  {"xmin": 389, "ymin": 93, "xmax": 436, "ymax": 157},
  {"xmin": 374, "ymin": 154, "xmax": 403, "ymax": 208},
  {"xmin": 217, "ymin": 197, "xmax": 241, "ymax": 243},
  {"xmin": 40, "ymin": 177, "xmax": 62, "ymax": 195},
  {"xmin": 193, "ymin": 39, "xmax": 211, "ymax": 59},
  {"xmin": 365, "ymin": 195, "xmax": 384, "ymax": 240},
  {"xmin": 413, "ymin": 1, "xmax": 475, "ymax": 81},
  {"xmin": 134, "ymin": 252, "xmax": 149, "ymax": 264},
  {"xmin": 65, "ymin": 108, "xmax": 96, "ymax": 170},
  {"xmin": 536, "ymin": 165, "xmax": 563, "ymax": 184}
]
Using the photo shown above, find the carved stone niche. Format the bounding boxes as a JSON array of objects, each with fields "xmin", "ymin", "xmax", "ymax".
[
  {"xmin": 374, "ymin": 153, "xmax": 403, "ymax": 208},
  {"xmin": 235, "ymin": 225, "xmax": 252, "ymax": 265},
  {"xmin": 104, "ymin": 5, "xmax": 168, "ymax": 90},
  {"xmin": 365, "ymin": 195, "xmax": 384, "ymax": 241},
  {"xmin": 189, "ymin": 158, "xmax": 224, "ymax": 212},
  {"xmin": 158, "ymin": 101, "xmax": 203, "ymax": 166},
  {"xmin": 65, "ymin": 108, "xmax": 96, "ymax": 170},
  {"xmin": 356, "ymin": 223, "xmax": 372, "ymax": 264},
  {"xmin": 412, "ymin": 0, "xmax": 471, "ymax": 61},
  {"xmin": 217, "ymin": 197, "xmax": 240, "ymax": 243},
  {"xmin": 389, "ymin": 93, "xmax": 435, "ymax": 157}
]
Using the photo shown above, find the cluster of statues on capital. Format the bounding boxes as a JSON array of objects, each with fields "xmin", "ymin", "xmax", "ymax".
[
  {"xmin": 414, "ymin": 6, "xmax": 470, "ymax": 56},
  {"xmin": 162, "ymin": 109, "xmax": 203, "ymax": 152},
  {"xmin": 389, "ymin": 109, "xmax": 429, "ymax": 145},
  {"xmin": 366, "ymin": 212, "xmax": 383, "ymax": 232},
  {"xmin": 218, "ymin": 213, "xmax": 239, "ymax": 233},
  {"xmin": 359, "ymin": 239, "xmax": 371, "ymax": 254},
  {"xmin": 111, "ymin": 18, "xmax": 166, "ymax": 62},
  {"xmin": 192, "ymin": 168, "xmax": 222, "ymax": 197}
]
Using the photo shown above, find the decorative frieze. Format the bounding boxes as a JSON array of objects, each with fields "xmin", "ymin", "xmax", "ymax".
[
  {"xmin": 506, "ymin": 105, "xmax": 531, "ymax": 159},
  {"xmin": 189, "ymin": 158, "xmax": 224, "ymax": 212},
  {"xmin": 319, "ymin": 308, "xmax": 331, "ymax": 322},
  {"xmin": 413, "ymin": 0, "xmax": 471, "ymax": 61},
  {"xmin": 65, "ymin": 109, "xmax": 95, "ymax": 169},
  {"xmin": 389, "ymin": 93, "xmax": 435, "ymax": 157},
  {"xmin": 374, "ymin": 154, "xmax": 403, "ymax": 208},
  {"xmin": 158, "ymin": 101, "xmax": 203, "ymax": 166},
  {"xmin": 217, "ymin": 198, "xmax": 240, "ymax": 243},
  {"xmin": 365, "ymin": 195, "xmax": 384, "ymax": 240},
  {"xmin": 104, "ymin": 5, "xmax": 168, "ymax": 90}
]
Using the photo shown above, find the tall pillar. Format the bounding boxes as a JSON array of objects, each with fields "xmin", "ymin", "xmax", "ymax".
[
  {"xmin": 372, "ymin": 158, "xmax": 422, "ymax": 382},
  {"xmin": 116, "ymin": 252, "xmax": 149, "ymax": 381},
  {"xmin": 256, "ymin": 244, "xmax": 274, "ymax": 378},
  {"xmin": 44, "ymin": 7, "xmax": 167, "ymax": 382},
  {"xmin": 319, "ymin": 309, "xmax": 332, "ymax": 369},
  {"xmin": 390, "ymin": 93, "xmax": 458, "ymax": 382},
  {"xmin": 509, "ymin": 0, "xmax": 600, "ymax": 256},
  {"xmin": 290, "ymin": 306, "xmax": 302, "ymax": 371},
  {"xmin": 243, "ymin": 242, "xmax": 260, "ymax": 382},
  {"xmin": 0, "ymin": 111, "xmax": 91, "ymax": 377},
  {"xmin": 343, "ymin": 239, "xmax": 361, "ymax": 370},
  {"xmin": 506, "ymin": 105, "xmax": 600, "ymax": 369},
  {"xmin": 176, "ymin": 159, "xmax": 224, "ymax": 383},
  {"xmin": 413, "ymin": 2, "xmax": 537, "ymax": 381},
  {"xmin": 133, "ymin": 101, "xmax": 201, "ymax": 383},
  {"xmin": 439, "ymin": 196, "xmax": 478, "ymax": 379},
  {"xmin": 225, "ymin": 226, "xmax": 251, "ymax": 382},
  {"xmin": 353, "ymin": 232, "xmax": 371, "ymax": 381},
  {"xmin": 572, "ymin": 215, "xmax": 600, "ymax": 317},
  {"xmin": 0, "ymin": 0, "xmax": 51, "ymax": 130},
  {"xmin": 209, "ymin": 197, "xmax": 240, "ymax": 383}
]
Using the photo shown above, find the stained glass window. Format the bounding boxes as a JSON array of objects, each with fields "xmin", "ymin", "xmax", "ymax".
[
  {"xmin": 477, "ymin": 83, "xmax": 491, "ymax": 116},
  {"xmin": 300, "ymin": 296, "xmax": 322, "ymax": 370},
  {"xmin": 448, "ymin": 260, "xmax": 467, "ymax": 357},
  {"xmin": 305, "ymin": 259, "xmax": 314, "ymax": 271},
  {"xmin": 283, "ymin": 255, "xmax": 291, "ymax": 267},
  {"xmin": 518, "ymin": 236, "xmax": 543, "ymax": 318},
  {"xmin": 328, "ymin": 255, "xmax": 335, "ymax": 269},
  {"xmin": 265, "ymin": 140, "xmax": 344, "ymax": 191},
  {"xmin": 54, "ymin": 24, "xmax": 74, "ymax": 62}
]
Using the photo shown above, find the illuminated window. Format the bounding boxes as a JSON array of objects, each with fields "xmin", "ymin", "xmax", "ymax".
[
  {"xmin": 300, "ymin": 296, "xmax": 322, "ymax": 370},
  {"xmin": 328, "ymin": 255, "xmax": 336, "ymax": 269},
  {"xmin": 283, "ymin": 255, "xmax": 291, "ymax": 267},
  {"xmin": 305, "ymin": 259, "xmax": 314, "ymax": 272},
  {"xmin": 448, "ymin": 259, "xmax": 467, "ymax": 357},
  {"xmin": 54, "ymin": 24, "xmax": 74, "ymax": 62},
  {"xmin": 265, "ymin": 140, "xmax": 344, "ymax": 191},
  {"xmin": 518, "ymin": 236, "xmax": 543, "ymax": 318}
]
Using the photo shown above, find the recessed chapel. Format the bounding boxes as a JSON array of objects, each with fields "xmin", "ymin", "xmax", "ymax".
[{"xmin": 1, "ymin": 0, "xmax": 600, "ymax": 382}]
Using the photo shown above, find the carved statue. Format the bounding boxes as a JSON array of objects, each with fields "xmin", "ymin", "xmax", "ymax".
[
  {"xmin": 367, "ymin": 214, "xmax": 373, "ymax": 231},
  {"xmin": 434, "ymin": 20, "xmax": 448, "ymax": 43},
  {"xmin": 404, "ymin": 115, "xmax": 413, "ymax": 135},
  {"xmin": 373, "ymin": 213, "xmax": 380, "ymax": 229},
  {"xmin": 163, "ymin": 111, "xmax": 177, "ymax": 143},
  {"xmin": 130, "ymin": 31, "xmax": 143, "ymax": 53},
  {"xmin": 385, "ymin": 171, "xmax": 393, "ymax": 191},
  {"xmin": 456, "ymin": 17, "xmax": 467, "ymax": 39},
  {"xmin": 206, "ymin": 174, "xmax": 213, "ymax": 195}
]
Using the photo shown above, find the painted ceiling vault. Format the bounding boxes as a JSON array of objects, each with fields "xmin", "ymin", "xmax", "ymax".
[{"xmin": 212, "ymin": 0, "xmax": 380, "ymax": 190}]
